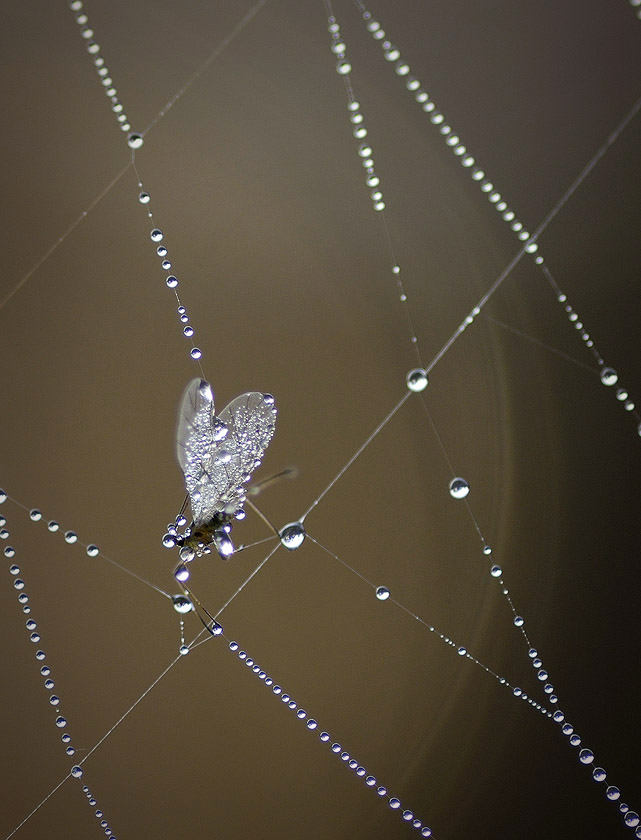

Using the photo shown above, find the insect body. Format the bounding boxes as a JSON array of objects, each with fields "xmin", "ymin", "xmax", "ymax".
[{"xmin": 171, "ymin": 378, "xmax": 277, "ymax": 574}]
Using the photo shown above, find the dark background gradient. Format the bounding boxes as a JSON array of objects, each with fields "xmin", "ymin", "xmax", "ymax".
[{"xmin": 1, "ymin": 2, "xmax": 640, "ymax": 839}]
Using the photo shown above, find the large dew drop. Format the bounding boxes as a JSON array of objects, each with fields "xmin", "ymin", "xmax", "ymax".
[
  {"xmin": 279, "ymin": 522, "xmax": 306, "ymax": 550},
  {"xmin": 406, "ymin": 368, "xmax": 428, "ymax": 392},
  {"xmin": 600, "ymin": 367, "xmax": 618, "ymax": 386},
  {"xmin": 449, "ymin": 477, "xmax": 470, "ymax": 499}
]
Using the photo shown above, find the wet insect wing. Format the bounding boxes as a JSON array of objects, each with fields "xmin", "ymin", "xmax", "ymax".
[
  {"xmin": 176, "ymin": 379, "xmax": 277, "ymax": 527},
  {"xmin": 176, "ymin": 378, "xmax": 216, "ymax": 475}
]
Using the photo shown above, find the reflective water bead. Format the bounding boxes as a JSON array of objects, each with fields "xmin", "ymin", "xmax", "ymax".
[
  {"xmin": 406, "ymin": 368, "xmax": 428, "ymax": 392},
  {"xmin": 449, "ymin": 477, "xmax": 470, "ymax": 499},
  {"xmin": 570, "ymin": 735, "xmax": 581, "ymax": 746},
  {"xmin": 513, "ymin": 616, "xmax": 524, "ymax": 627},
  {"xmin": 537, "ymin": 669, "xmax": 549, "ymax": 680},
  {"xmin": 402, "ymin": 810, "xmax": 414, "ymax": 821},
  {"xmin": 190, "ymin": 348, "xmax": 202, "ymax": 360},
  {"xmin": 182, "ymin": 326, "xmax": 194, "ymax": 339},
  {"xmin": 150, "ymin": 229, "xmax": 163, "ymax": 242},
  {"xmin": 358, "ymin": 143, "xmax": 373, "ymax": 158},
  {"xmin": 9, "ymin": 564, "xmax": 20, "ymax": 575},
  {"xmin": 306, "ymin": 719, "xmax": 317, "ymax": 730},
  {"xmin": 319, "ymin": 732, "xmax": 330, "ymax": 742},
  {"xmin": 616, "ymin": 388, "xmax": 629, "ymax": 401},
  {"xmin": 179, "ymin": 644, "xmax": 190, "ymax": 656},
  {"xmin": 562, "ymin": 724, "xmax": 573, "ymax": 735},
  {"xmin": 488, "ymin": 565, "xmax": 503, "ymax": 579},
  {"xmin": 166, "ymin": 276, "xmax": 178, "ymax": 288},
  {"xmin": 389, "ymin": 798, "xmax": 401, "ymax": 809},
  {"xmin": 483, "ymin": 545, "xmax": 492, "ymax": 555},
  {"xmin": 620, "ymin": 803, "xmax": 630, "ymax": 814},
  {"xmin": 29, "ymin": 509, "xmax": 42, "ymax": 521},
  {"xmin": 49, "ymin": 695, "xmax": 60, "ymax": 705},
  {"xmin": 600, "ymin": 367, "xmax": 618, "ymax": 386},
  {"xmin": 13, "ymin": 579, "xmax": 25, "ymax": 589},
  {"xmin": 336, "ymin": 60, "xmax": 351, "ymax": 74},
  {"xmin": 174, "ymin": 564, "xmax": 190, "ymax": 582},
  {"xmin": 35, "ymin": 650, "xmax": 46, "ymax": 660},
  {"xmin": 0, "ymin": 529, "xmax": 8, "ymax": 539},
  {"xmin": 18, "ymin": 594, "xmax": 28, "ymax": 604},
  {"xmin": 0, "ymin": 490, "xmax": 7, "ymax": 504},
  {"xmin": 457, "ymin": 647, "xmax": 467, "ymax": 656},
  {"xmin": 44, "ymin": 678, "xmax": 54, "ymax": 689},
  {"xmin": 348, "ymin": 759, "xmax": 358, "ymax": 769},
  {"xmin": 331, "ymin": 743, "xmax": 341, "ymax": 753},
  {"xmin": 71, "ymin": 765, "xmax": 83, "ymax": 778},
  {"xmin": 624, "ymin": 400, "xmax": 635, "ymax": 411},
  {"xmin": 48, "ymin": 520, "xmax": 59, "ymax": 531},
  {"xmin": 66, "ymin": 747, "xmax": 75, "ymax": 756},
  {"xmin": 172, "ymin": 595, "xmax": 192, "ymax": 614},
  {"xmin": 127, "ymin": 132, "xmax": 143, "ymax": 149},
  {"xmin": 26, "ymin": 619, "xmax": 37, "ymax": 630},
  {"xmin": 330, "ymin": 40, "xmax": 346, "ymax": 54},
  {"xmin": 607, "ymin": 786, "xmax": 621, "ymax": 800},
  {"xmin": 86, "ymin": 545, "xmax": 99, "ymax": 557},
  {"xmin": 55, "ymin": 716, "xmax": 67, "ymax": 727},
  {"xmin": 579, "ymin": 748, "xmax": 594, "ymax": 764},
  {"xmin": 375, "ymin": 586, "xmax": 390, "ymax": 600},
  {"xmin": 625, "ymin": 813, "xmax": 640, "ymax": 828},
  {"xmin": 64, "ymin": 531, "xmax": 78, "ymax": 543},
  {"xmin": 157, "ymin": 245, "xmax": 167, "ymax": 257},
  {"xmin": 4, "ymin": 546, "xmax": 15, "ymax": 558},
  {"xmin": 161, "ymin": 259, "xmax": 172, "ymax": 270},
  {"xmin": 376, "ymin": 786, "xmax": 387, "ymax": 796},
  {"xmin": 162, "ymin": 533, "xmax": 176, "ymax": 548},
  {"xmin": 592, "ymin": 767, "xmax": 606, "ymax": 782},
  {"xmin": 421, "ymin": 829, "xmax": 433, "ymax": 838},
  {"xmin": 279, "ymin": 522, "xmax": 306, "ymax": 550}
]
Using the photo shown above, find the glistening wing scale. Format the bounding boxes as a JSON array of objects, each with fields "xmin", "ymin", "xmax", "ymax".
[{"xmin": 176, "ymin": 378, "xmax": 277, "ymax": 527}]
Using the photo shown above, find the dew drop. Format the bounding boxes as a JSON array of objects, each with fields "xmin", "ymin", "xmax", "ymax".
[
  {"xmin": 279, "ymin": 522, "xmax": 306, "ymax": 550},
  {"xmin": 183, "ymin": 325, "xmax": 194, "ymax": 337},
  {"xmin": 606, "ymin": 786, "xmax": 621, "ymax": 801},
  {"xmin": 514, "ymin": 616, "xmax": 524, "ymax": 627},
  {"xmin": 592, "ymin": 767, "xmax": 606, "ymax": 782},
  {"xmin": 179, "ymin": 644, "xmax": 190, "ymax": 656},
  {"xmin": 625, "ymin": 813, "xmax": 640, "ymax": 828},
  {"xmin": 406, "ymin": 368, "xmax": 428, "ymax": 392},
  {"xmin": 449, "ymin": 477, "xmax": 470, "ymax": 499},
  {"xmin": 29, "ymin": 509, "xmax": 42, "ymax": 521},
  {"xmin": 190, "ymin": 348, "xmax": 202, "ymax": 360},
  {"xmin": 166, "ymin": 275, "xmax": 178, "ymax": 288},
  {"xmin": 48, "ymin": 520, "xmax": 59, "ymax": 532},
  {"xmin": 150, "ymin": 229, "xmax": 163, "ymax": 242},
  {"xmin": 579, "ymin": 748, "xmax": 594, "ymax": 764},
  {"xmin": 162, "ymin": 533, "xmax": 176, "ymax": 549},
  {"xmin": 172, "ymin": 594, "xmax": 192, "ymax": 614},
  {"xmin": 64, "ymin": 531, "xmax": 78, "ymax": 543},
  {"xmin": 55, "ymin": 716, "xmax": 67, "ymax": 728},
  {"xmin": 71, "ymin": 765, "xmax": 83, "ymax": 778},
  {"xmin": 127, "ymin": 132, "xmax": 143, "ymax": 149},
  {"xmin": 86, "ymin": 545, "xmax": 99, "ymax": 557},
  {"xmin": 174, "ymin": 564, "xmax": 190, "ymax": 582},
  {"xmin": 375, "ymin": 586, "xmax": 390, "ymax": 600},
  {"xmin": 4, "ymin": 546, "xmax": 16, "ymax": 558},
  {"xmin": 600, "ymin": 367, "xmax": 618, "ymax": 386}
]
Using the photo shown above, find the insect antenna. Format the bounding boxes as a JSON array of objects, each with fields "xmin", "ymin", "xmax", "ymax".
[{"xmin": 247, "ymin": 467, "xmax": 298, "ymax": 497}]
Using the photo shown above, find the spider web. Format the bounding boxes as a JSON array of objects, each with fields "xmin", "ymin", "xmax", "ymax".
[{"xmin": 1, "ymin": 1, "xmax": 640, "ymax": 839}]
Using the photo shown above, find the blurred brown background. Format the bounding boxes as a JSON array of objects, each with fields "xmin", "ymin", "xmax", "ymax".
[{"xmin": 1, "ymin": 1, "xmax": 640, "ymax": 838}]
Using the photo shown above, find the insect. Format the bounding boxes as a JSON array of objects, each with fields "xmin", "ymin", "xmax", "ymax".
[{"xmin": 168, "ymin": 378, "xmax": 277, "ymax": 580}]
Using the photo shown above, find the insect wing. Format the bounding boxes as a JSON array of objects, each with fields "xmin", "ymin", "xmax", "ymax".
[
  {"xmin": 176, "ymin": 378, "xmax": 229, "ymax": 525},
  {"xmin": 176, "ymin": 378, "xmax": 215, "ymax": 474},
  {"xmin": 214, "ymin": 392, "xmax": 277, "ymax": 511}
]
